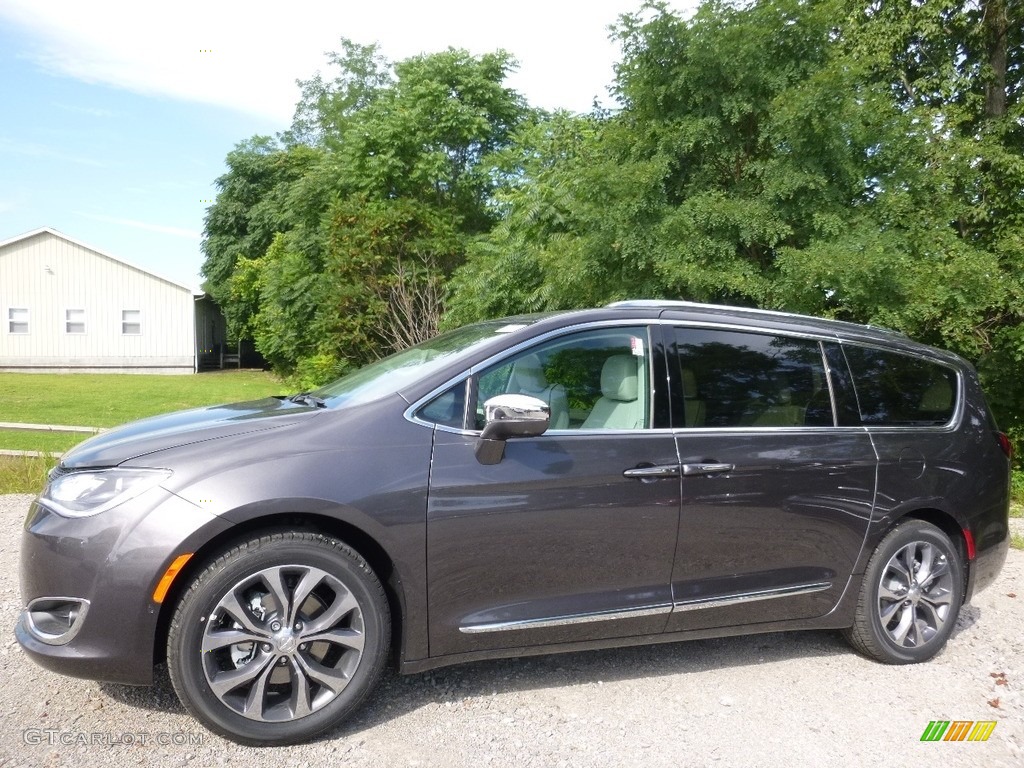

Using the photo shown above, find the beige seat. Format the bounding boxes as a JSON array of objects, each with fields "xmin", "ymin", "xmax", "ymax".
[
  {"xmin": 508, "ymin": 354, "xmax": 569, "ymax": 429},
  {"xmin": 581, "ymin": 355, "xmax": 645, "ymax": 430},
  {"xmin": 751, "ymin": 388, "xmax": 805, "ymax": 427},
  {"xmin": 681, "ymin": 368, "xmax": 706, "ymax": 427}
]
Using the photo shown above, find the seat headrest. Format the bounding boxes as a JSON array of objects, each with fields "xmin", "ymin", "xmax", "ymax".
[
  {"xmin": 681, "ymin": 368, "xmax": 698, "ymax": 397},
  {"xmin": 510, "ymin": 354, "xmax": 548, "ymax": 393},
  {"xmin": 601, "ymin": 355, "xmax": 638, "ymax": 402},
  {"xmin": 920, "ymin": 377, "xmax": 952, "ymax": 411}
]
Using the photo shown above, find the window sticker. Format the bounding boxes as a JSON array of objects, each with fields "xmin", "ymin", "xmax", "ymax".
[{"xmin": 631, "ymin": 336, "xmax": 645, "ymax": 357}]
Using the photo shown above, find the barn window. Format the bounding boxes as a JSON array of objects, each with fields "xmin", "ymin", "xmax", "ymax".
[
  {"xmin": 65, "ymin": 309, "xmax": 86, "ymax": 334},
  {"xmin": 122, "ymin": 309, "xmax": 142, "ymax": 335},
  {"xmin": 8, "ymin": 308, "xmax": 28, "ymax": 334}
]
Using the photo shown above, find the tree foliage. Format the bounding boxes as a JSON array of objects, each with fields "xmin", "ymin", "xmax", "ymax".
[
  {"xmin": 445, "ymin": 0, "xmax": 1024, "ymax": 445},
  {"xmin": 201, "ymin": 43, "xmax": 529, "ymax": 376},
  {"xmin": 201, "ymin": 1, "xmax": 1024, "ymax": 451}
]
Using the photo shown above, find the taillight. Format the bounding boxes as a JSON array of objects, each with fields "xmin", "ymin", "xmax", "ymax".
[{"xmin": 995, "ymin": 431, "xmax": 1012, "ymax": 460}]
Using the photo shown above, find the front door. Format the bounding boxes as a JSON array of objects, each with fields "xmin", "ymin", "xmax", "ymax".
[{"xmin": 425, "ymin": 325, "xmax": 681, "ymax": 657}]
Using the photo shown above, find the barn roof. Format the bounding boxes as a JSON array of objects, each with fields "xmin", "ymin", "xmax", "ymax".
[{"xmin": 0, "ymin": 226, "xmax": 202, "ymax": 295}]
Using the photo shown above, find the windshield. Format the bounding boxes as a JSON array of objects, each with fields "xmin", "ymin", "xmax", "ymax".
[{"xmin": 313, "ymin": 320, "xmax": 533, "ymax": 408}]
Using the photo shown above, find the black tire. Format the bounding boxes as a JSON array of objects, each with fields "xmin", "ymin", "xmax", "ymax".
[
  {"xmin": 844, "ymin": 520, "xmax": 964, "ymax": 664},
  {"xmin": 167, "ymin": 532, "xmax": 390, "ymax": 746}
]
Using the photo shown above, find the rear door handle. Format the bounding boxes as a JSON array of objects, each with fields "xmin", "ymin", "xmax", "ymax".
[
  {"xmin": 682, "ymin": 463, "xmax": 734, "ymax": 476},
  {"xmin": 623, "ymin": 464, "xmax": 680, "ymax": 480}
]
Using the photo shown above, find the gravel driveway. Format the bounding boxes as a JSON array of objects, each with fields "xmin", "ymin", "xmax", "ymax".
[{"xmin": 1, "ymin": 493, "xmax": 1021, "ymax": 767}]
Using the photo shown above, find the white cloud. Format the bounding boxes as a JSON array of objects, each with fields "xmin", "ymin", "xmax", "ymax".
[
  {"xmin": 1, "ymin": 0, "xmax": 697, "ymax": 125},
  {"xmin": 75, "ymin": 211, "xmax": 201, "ymax": 240}
]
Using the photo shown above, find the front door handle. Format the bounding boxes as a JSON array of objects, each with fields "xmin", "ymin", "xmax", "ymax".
[
  {"xmin": 682, "ymin": 462, "xmax": 734, "ymax": 476},
  {"xmin": 623, "ymin": 464, "xmax": 680, "ymax": 480}
]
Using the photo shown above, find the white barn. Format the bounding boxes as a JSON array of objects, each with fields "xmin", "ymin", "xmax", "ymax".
[{"xmin": 0, "ymin": 227, "xmax": 225, "ymax": 374}]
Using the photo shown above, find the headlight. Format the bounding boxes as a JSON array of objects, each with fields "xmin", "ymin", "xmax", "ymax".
[{"xmin": 40, "ymin": 468, "xmax": 172, "ymax": 518}]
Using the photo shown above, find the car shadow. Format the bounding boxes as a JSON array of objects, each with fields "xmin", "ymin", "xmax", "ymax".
[
  {"xmin": 100, "ymin": 628, "xmax": 848, "ymax": 720},
  {"xmin": 100, "ymin": 611, "xmax": 987, "ymax": 738},
  {"xmin": 950, "ymin": 602, "xmax": 981, "ymax": 638}
]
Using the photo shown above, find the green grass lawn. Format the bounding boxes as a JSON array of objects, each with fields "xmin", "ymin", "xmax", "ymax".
[
  {"xmin": 0, "ymin": 371, "xmax": 285, "ymax": 492},
  {"xmin": 0, "ymin": 370, "xmax": 284, "ymax": 428},
  {"xmin": 0, "ymin": 454, "xmax": 58, "ymax": 495},
  {"xmin": 0, "ymin": 429, "xmax": 83, "ymax": 454}
]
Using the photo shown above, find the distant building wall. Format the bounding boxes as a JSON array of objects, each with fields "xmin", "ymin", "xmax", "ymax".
[{"xmin": 0, "ymin": 228, "xmax": 198, "ymax": 373}]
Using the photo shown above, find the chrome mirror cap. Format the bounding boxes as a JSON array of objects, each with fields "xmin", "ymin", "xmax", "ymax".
[{"xmin": 476, "ymin": 395, "xmax": 551, "ymax": 465}]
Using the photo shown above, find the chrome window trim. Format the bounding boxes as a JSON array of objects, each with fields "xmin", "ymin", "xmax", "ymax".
[
  {"xmin": 671, "ymin": 425, "xmax": 872, "ymax": 437},
  {"xmin": 405, "ymin": 317, "xmax": 965, "ymax": 434},
  {"xmin": 459, "ymin": 603, "xmax": 673, "ymax": 634},
  {"xmin": 671, "ymin": 582, "xmax": 832, "ymax": 613}
]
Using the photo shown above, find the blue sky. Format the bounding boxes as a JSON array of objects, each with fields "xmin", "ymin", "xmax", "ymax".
[{"xmin": 0, "ymin": 0, "xmax": 695, "ymax": 290}]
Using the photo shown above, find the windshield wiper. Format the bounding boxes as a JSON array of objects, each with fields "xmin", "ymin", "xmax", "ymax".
[{"xmin": 289, "ymin": 392, "xmax": 327, "ymax": 408}]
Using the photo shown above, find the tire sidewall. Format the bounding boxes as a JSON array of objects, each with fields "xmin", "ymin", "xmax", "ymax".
[
  {"xmin": 863, "ymin": 521, "xmax": 964, "ymax": 664},
  {"xmin": 168, "ymin": 534, "xmax": 389, "ymax": 746}
]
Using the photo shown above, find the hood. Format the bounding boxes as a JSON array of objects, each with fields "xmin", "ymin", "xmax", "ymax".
[{"xmin": 59, "ymin": 397, "xmax": 320, "ymax": 469}]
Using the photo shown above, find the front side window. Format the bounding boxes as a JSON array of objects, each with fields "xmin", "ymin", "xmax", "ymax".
[
  {"xmin": 841, "ymin": 345, "xmax": 958, "ymax": 426},
  {"xmin": 672, "ymin": 328, "xmax": 833, "ymax": 428},
  {"xmin": 122, "ymin": 309, "xmax": 141, "ymax": 335},
  {"xmin": 472, "ymin": 327, "xmax": 652, "ymax": 431},
  {"xmin": 417, "ymin": 380, "xmax": 468, "ymax": 429},
  {"xmin": 8, "ymin": 308, "xmax": 28, "ymax": 334},
  {"xmin": 65, "ymin": 309, "xmax": 85, "ymax": 334}
]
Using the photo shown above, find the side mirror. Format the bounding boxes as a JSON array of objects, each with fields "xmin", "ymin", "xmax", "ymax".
[{"xmin": 475, "ymin": 394, "xmax": 550, "ymax": 465}]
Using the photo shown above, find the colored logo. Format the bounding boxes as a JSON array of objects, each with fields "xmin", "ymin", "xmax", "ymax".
[{"xmin": 920, "ymin": 721, "xmax": 997, "ymax": 742}]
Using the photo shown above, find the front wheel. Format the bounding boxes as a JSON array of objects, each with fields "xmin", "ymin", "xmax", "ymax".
[
  {"xmin": 844, "ymin": 520, "xmax": 964, "ymax": 664},
  {"xmin": 167, "ymin": 532, "xmax": 390, "ymax": 745}
]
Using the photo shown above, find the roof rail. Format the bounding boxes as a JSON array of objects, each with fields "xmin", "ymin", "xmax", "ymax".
[{"xmin": 605, "ymin": 299, "xmax": 906, "ymax": 337}]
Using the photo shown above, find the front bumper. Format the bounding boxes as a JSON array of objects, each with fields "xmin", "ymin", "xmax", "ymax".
[{"xmin": 16, "ymin": 488, "xmax": 231, "ymax": 685}]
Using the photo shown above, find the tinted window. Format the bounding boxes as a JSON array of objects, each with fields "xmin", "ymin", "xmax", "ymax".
[
  {"xmin": 842, "ymin": 345, "xmax": 957, "ymax": 425},
  {"xmin": 673, "ymin": 329, "xmax": 832, "ymax": 428},
  {"xmin": 416, "ymin": 380, "xmax": 467, "ymax": 428},
  {"xmin": 475, "ymin": 327, "xmax": 652, "ymax": 430}
]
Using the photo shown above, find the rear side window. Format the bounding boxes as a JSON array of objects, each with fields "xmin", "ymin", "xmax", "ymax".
[
  {"xmin": 842, "ymin": 345, "xmax": 958, "ymax": 426},
  {"xmin": 672, "ymin": 329, "xmax": 832, "ymax": 428}
]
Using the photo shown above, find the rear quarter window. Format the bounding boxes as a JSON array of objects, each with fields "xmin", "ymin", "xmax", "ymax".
[{"xmin": 842, "ymin": 345, "xmax": 958, "ymax": 426}]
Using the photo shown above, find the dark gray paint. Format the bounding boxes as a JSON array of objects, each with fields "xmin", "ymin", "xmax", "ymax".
[{"xmin": 16, "ymin": 303, "xmax": 1011, "ymax": 688}]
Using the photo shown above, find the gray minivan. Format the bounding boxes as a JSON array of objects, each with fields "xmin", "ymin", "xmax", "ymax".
[{"xmin": 17, "ymin": 301, "xmax": 1011, "ymax": 745}]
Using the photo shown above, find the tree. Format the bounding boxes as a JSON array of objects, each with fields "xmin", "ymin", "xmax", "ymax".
[
  {"xmin": 445, "ymin": 0, "xmax": 1024, "ymax": 448},
  {"xmin": 200, "ymin": 138, "xmax": 322, "ymax": 303},
  {"xmin": 200, "ymin": 43, "xmax": 531, "ymax": 378}
]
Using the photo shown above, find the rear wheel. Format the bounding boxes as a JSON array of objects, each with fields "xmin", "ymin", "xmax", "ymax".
[
  {"xmin": 844, "ymin": 520, "xmax": 964, "ymax": 664},
  {"xmin": 167, "ymin": 532, "xmax": 389, "ymax": 745}
]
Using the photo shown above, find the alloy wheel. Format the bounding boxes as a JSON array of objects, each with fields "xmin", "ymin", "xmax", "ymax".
[
  {"xmin": 201, "ymin": 564, "xmax": 365, "ymax": 722},
  {"xmin": 876, "ymin": 541, "xmax": 954, "ymax": 649}
]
